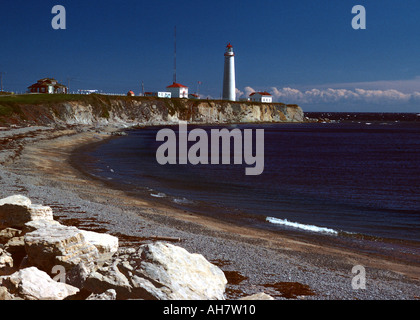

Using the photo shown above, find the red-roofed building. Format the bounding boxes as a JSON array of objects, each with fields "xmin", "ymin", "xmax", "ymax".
[
  {"xmin": 249, "ymin": 91, "xmax": 272, "ymax": 103},
  {"xmin": 166, "ymin": 82, "xmax": 188, "ymax": 98}
]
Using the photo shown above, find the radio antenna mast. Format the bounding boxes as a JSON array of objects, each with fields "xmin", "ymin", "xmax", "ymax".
[
  {"xmin": 173, "ymin": 26, "xmax": 177, "ymax": 84},
  {"xmin": 0, "ymin": 72, "xmax": 5, "ymax": 92}
]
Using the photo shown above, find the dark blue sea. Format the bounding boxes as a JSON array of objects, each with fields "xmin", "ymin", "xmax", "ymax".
[{"xmin": 75, "ymin": 113, "xmax": 420, "ymax": 263}]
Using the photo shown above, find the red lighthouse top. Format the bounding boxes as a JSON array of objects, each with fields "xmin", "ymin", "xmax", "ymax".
[{"xmin": 225, "ymin": 43, "xmax": 234, "ymax": 56}]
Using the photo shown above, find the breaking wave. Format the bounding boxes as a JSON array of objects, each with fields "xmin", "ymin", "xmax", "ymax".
[
  {"xmin": 172, "ymin": 197, "xmax": 194, "ymax": 205},
  {"xmin": 150, "ymin": 192, "xmax": 167, "ymax": 198},
  {"xmin": 266, "ymin": 217, "xmax": 338, "ymax": 235}
]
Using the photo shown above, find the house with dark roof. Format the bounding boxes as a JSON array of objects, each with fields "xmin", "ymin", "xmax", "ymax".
[
  {"xmin": 27, "ymin": 78, "xmax": 67, "ymax": 94},
  {"xmin": 249, "ymin": 91, "xmax": 272, "ymax": 103}
]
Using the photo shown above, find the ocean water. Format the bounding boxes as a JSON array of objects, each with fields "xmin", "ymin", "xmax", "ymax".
[{"xmin": 76, "ymin": 114, "xmax": 420, "ymax": 262}]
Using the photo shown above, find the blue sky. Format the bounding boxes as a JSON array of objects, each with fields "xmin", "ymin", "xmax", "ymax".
[{"xmin": 1, "ymin": 0, "xmax": 419, "ymax": 112}]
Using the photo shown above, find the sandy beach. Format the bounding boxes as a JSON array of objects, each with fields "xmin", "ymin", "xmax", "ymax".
[{"xmin": 0, "ymin": 124, "xmax": 419, "ymax": 300}]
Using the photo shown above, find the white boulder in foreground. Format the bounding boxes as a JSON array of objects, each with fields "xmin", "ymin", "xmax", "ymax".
[
  {"xmin": 80, "ymin": 230, "xmax": 119, "ymax": 261},
  {"xmin": 0, "ymin": 195, "xmax": 53, "ymax": 228},
  {"xmin": 0, "ymin": 267, "xmax": 79, "ymax": 300},
  {"xmin": 134, "ymin": 242, "xmax": 227, "ymax": 300},
  {"xmin": 24, "ymin": 220, "xmax": 107, "ymax": 274},
  {"xmin": 23, "ymin": 219, "xmax": 119, "ymax": 273},
  {"xmin": 0, "ymin": 195, "xmax": 31, "ymax": 207},
  {"xmin": 86, "ymin": 242, "xmax": 227, "ymax": 300}
]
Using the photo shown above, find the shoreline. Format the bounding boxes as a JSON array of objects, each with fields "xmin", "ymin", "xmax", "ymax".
[{"xmin": 1, "ymin": 124, "xmax": 419, "ymax": 299}]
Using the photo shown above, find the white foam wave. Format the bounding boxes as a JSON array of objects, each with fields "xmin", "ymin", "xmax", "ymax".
[
  {"xmin": 150, "ymin": 192, "xmax": 166, "ymax": 198},
  {"xmin": 266, "ymin": 217, "xmax": 338, "ymax": 235},
  {"xmin": 173, "ymin": 197, "xmax": 193, "ymax": 204}
]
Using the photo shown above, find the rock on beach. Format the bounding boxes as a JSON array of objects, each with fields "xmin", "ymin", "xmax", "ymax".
[
  {"xmin": 0, "ymin": 195, "xmax": 53, "ymax": 228},
  {"xmin": 0, "ymin": 195, "xmax": 231, "ymax": 300},
  {"xmin": 0, "ymin": 267, "xmax": 79, "ymax": 300}
]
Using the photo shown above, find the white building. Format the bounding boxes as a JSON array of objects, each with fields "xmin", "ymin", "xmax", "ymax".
[
  {"xmin": 222, "ymin": 43, "xmax": 236, "ymax": 101},
  {"xmin": 249, "ymin": 91, "xmax": 272, "ymax": 103},
  {"xmin": 158, "ymin": 91, "xmax": 171, "ymax": 98},
  {"xmin": 78, "ymin": 89, "xmax": 99, "ymax": 94},
  {"xmin": 144, "ymin": 91, "xmax": 172, "ymax": 98},
  {"xmin": 166, "ymin": 82, "xmax": 188, "ymax": 98}
]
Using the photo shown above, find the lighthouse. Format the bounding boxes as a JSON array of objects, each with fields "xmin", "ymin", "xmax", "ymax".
[{"xmin": 222, "ymin": 43, "xmax": 236, "ymax": 101}]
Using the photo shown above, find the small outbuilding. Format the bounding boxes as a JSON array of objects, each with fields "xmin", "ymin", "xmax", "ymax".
[
  {"xmin": 144, "ymin": 92, "xmax": 171, "ymax": 98},
  {"xmin": 127, "ymin": 90, "xmax": 135, "ymax": 96}
]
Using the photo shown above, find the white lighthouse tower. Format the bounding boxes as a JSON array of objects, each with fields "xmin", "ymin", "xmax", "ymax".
[{"xmin": 222, "ymin": 43, "xmax": 236, "ymax": 101}]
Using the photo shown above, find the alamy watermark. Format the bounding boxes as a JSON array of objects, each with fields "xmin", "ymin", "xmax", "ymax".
[
  {"xmin": 155, "ymin": 121, "xmax": 265, "ymax": 176},
  {"xmin": 51, "ymin": 265, "xmax": 66, "ymax": 283},
  {"xmin": 352, "ymin": 5, "xmax": 367, "ymax": 30},
  {"xmin": 351, "ymin": 265, "xmax": 366, "ymax": 290},
  {"xmin": 50, "ymin": 4, "xmax": 366, "ymax": 30},
  {"xmin": 51, "ymin": 5, "xmax": 66, "ymax": 30}
]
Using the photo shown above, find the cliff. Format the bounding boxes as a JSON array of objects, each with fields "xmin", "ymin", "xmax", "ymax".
[{"xmin": 0, "ymin": 94, "xmax": 304, "ymax": 127}]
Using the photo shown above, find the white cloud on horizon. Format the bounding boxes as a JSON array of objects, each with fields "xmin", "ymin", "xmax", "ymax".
[
  {"xmin": 236, "ymin": 77, "xmax": 420, "ymax": 109},
  {"xmin": 268, "ymin": 87, "xmax": 420, "ymax": 105},
  {"xmin": 236, "ymin": 86, "xmax": 420, "ymax": 108},
  {"xmin": 310, "ymin": 76, "xmax": 420, "ymax": 94},
  {"xmin": 235, "ymin": 88, "xmax": 244, "ymax": 99},
  {"xmin": 244, "ymin": 86, "xmax": 255, "ymax": 97}
]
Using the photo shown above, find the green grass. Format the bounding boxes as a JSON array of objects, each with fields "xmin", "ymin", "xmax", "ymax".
[
  {"xmin": 0, "ymin": 94, "xmax": 95, "ymax": 120},
  {"xmin": 0, "ymin": 94, "xmax": 86, "ymax": 105},
  {"xmin": 0, "ymin": 105, "xmax": 14, "ymax": 116},
  {"xmin": 0, "ymin": 93, "xmax": 291, "ymax": 106}
]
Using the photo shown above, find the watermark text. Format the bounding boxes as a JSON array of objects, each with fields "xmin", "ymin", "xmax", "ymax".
[{"xmin": 156, "ymin": 121, "xmax": 264, "ymax": 175}]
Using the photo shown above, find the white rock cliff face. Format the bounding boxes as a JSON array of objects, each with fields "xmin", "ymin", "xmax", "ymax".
[
  {"xmin": 0, "ymin": 95, "xmax": 303, "ymax": 129},
  {"xmin": 48, "ymin": 98, "xmax": 304, "ymax": 127}
]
